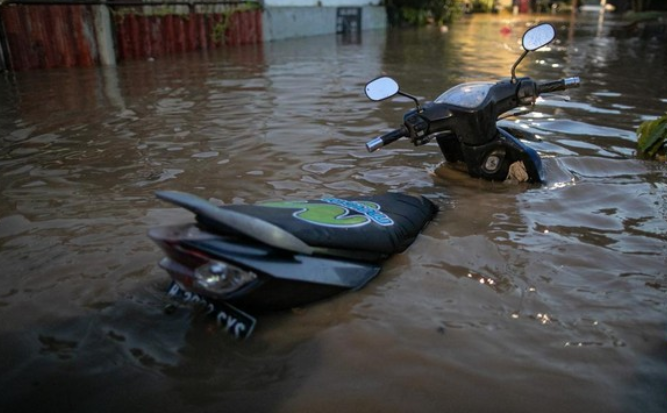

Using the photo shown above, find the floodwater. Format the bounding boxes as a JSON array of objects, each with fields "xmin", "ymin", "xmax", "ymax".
[{"xmin": 1, "ymin": 12, "xmax": 665, "ymax": 413}]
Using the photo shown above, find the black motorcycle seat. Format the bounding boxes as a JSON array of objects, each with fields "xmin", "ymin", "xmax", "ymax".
[{"xmin": 200, "ymin": 193, "xmax": 438, "ymax": 256}]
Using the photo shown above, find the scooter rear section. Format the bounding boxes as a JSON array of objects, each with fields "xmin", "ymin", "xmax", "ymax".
[{"xmin": 149, "ymin": 191, "xmax": 437, "ymax": 338}]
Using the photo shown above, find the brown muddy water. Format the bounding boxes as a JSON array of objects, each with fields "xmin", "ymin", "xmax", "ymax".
[{"xmin": 1, "ymin": 13, "xmax": 666, "ymax": 413}]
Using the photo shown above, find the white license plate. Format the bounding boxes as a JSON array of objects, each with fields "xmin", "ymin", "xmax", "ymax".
[{"xmin": 167, "ymin": 282, "xmax": 257, "ymax": 340}]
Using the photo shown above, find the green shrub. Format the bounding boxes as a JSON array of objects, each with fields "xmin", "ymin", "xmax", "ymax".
[{"xmin": 637, "ymin": 113, "xmax": 667, "ymax": 160}]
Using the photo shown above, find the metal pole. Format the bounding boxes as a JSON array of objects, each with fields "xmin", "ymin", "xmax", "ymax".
[{"xmin": 93, "ymin": 4, "xmax": 115, "ymax": 66}]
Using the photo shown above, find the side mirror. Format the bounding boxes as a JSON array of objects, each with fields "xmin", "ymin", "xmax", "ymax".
[
  {"xmin": 365, "ymin": 77, "xmax": 400, "ymax": 101},
  {"xmin": 522, "ymin": 23, "xmax": 556, "ymax": 51},
  {"xmin": 511, "ymin": 23, "xmax": 557, "ymax": 82}
]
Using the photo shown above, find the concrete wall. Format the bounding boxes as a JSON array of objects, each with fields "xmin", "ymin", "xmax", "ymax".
[{"xmin": 262, "ymin": 5, "xmax": 387, "ymax": 42}]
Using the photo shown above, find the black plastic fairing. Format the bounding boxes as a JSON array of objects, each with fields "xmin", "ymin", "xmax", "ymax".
[{"xmin": 183, "ymin": 237, "xmax": 381, "ymax": 289}]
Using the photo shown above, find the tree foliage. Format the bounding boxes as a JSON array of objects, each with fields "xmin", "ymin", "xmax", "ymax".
[
  {"xmin": 636, "ymin": 113, "xmax": 667, "ymax": 160},
  {"xmin": 386, "ymin": 0, "xmax": 462, "ymax": 26}
]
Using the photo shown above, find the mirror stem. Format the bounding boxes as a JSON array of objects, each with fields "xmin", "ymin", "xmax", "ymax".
[
  {"xmin": 511, "ymin": 50, "xmax": 529, "ymax": 83},
  {"xmin": 398, "ymin": 91, "xmax": 423, "ymax": 112}
]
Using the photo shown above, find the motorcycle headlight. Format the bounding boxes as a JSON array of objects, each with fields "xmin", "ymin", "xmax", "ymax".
[{"xmin": 193, "ymin": 260, "xmax": 257, "ymax": 295}]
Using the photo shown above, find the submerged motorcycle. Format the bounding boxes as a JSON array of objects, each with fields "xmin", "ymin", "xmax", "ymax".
[
  {"xmin": 364, "ymin": 22, "xmax": 579, "ymax": 183},
  {"xmin": 149, "ymin": 23, "xmax": 578, "ymax": 339},
  {"xmin": 149, "ymin": 191, "xmax": 437, "ymax": 338}
]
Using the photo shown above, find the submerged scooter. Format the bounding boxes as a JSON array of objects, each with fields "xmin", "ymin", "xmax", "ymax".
[
  {"xmin": 149, "ymin": 191, "xmax": 437, "ymax": 338},
  {"xmin": 364, "ymin": 23, "xmax": 580, "ymax": 183},
  {"xmin": 149, "ymin": 24, "xmax": 577, "ymax": 339}
]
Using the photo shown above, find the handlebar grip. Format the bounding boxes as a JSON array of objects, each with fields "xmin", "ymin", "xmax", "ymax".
[
  {"xmin": 537, "ymin": 77, "xmax": 580, "ymax": 94},
  {"xmin": 365, "ymin": 127, "xmax": 407, "ymax": 152}
]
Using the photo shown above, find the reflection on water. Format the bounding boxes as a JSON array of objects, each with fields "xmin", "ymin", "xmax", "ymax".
[{"xmin": 1, "ymin": 13, "xmax": 666, "ymax": 413}]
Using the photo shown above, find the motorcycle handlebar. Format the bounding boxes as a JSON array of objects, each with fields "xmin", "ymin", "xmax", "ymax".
[
  {"xmin": 365, "ymin": 126, "xmax": 408, "ymax": 152},
  {"xmin": 536, "ymin": 77, "xmax": 580, "ymax": 95}
]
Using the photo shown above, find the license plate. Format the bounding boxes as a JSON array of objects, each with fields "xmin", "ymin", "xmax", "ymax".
[{"xmin": 166, "ymin": 282, "xmax": 257, "ymax": 340}]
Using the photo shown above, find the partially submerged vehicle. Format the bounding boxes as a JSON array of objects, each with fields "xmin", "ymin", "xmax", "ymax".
[{"xmin": 150, "ymin": 23, "xmax": 580, "ymax": 339}]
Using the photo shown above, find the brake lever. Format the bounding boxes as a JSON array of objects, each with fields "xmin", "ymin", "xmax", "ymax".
[
  {"xmin": 498, "ymin": 105, "xmax": 534, "ymax": 120},
  {"xmin": 537, "ymin": 93, "xmax": 571, "ymax": 102},
  {"xmin": 412, "ymin": 133, "xmax": 437, "ymax": 147},
  {"xmin": 500, "ymin": 94, "xmax": 571, "ymax": 120}
]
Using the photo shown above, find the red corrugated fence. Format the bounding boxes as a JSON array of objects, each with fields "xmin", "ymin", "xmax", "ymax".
[
  {"xmin": 114, "ymin": 9, "xmax": 262, "ymax": 61},
  {"xmin": 1, "ymin": 5, "xmax": 99, "ymax": 70},
  {"xmin": 0, "ymin": 4, "xmax": 263, "ymax": 71}
]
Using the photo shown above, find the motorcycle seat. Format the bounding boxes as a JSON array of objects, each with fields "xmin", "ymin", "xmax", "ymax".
[
  {"xmin": 156, "ymin": 191, "xmax": 437, "ymax": 259},
  {"xmin": 215, "ymin": 193, "xmax": 438, "ymax": 257}
]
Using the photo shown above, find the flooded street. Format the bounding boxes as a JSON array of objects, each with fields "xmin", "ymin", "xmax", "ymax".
[{"xmin": 1, "ymin": 13, "xmax": 666, "ymax": 413}]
